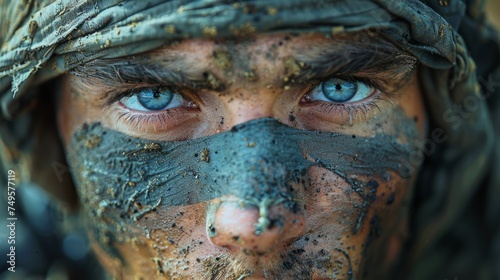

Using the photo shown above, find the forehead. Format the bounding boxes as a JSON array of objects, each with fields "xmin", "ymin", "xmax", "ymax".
[
  {"xmin": 75, "ymin": 31, "xmax": 415, "ymax": 93},
  {"xmin": 146, "ymin": 33, "xmax": 335, "ymax": 84},
  {"xmin": 146, "ymin": 32, "xmax": 367, "ymax": 63}
]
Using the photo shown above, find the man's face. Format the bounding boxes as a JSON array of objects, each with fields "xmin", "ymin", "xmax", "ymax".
[{"xmin": 58, "ymin": 32, "xmax": 425, "ymax": 279}]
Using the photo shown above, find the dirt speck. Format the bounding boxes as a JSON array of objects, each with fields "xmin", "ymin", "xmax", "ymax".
[
  {"xmin": 244, "ymin": 69, "xmax": 258, "ymax": 81},
  {"xmin": 152, "ymin": 258, "xmax": 164, "ymax": 275},
  {"xmin": 84, "ymin": 135, "xmax": 102, "ymax": 149},
  {"xmin": 212, "ymin": 49, "xmax": 232, "ymax": 70},
  {"xmin": 386, "ymin": 193, "xmax": 395, "ymax": 205},
  {"xmin": 201, "ymin": 148, "xmax": 210, "ymax": 163},
  {"xmin": 231, "ymin": 22, "xmax": 256, "ymax": 37},
  {"xmin": 267, "ymin": 7, "xmax": 278, "ymax": 15},
  {"xmin": 283, "ymin": 57, "xmax": 302, "ymax": 82},
  {"xmin": 164, "ymin": 24, "xmax": 176, "ymax": 34},
  {"xmin": 206, "ymin": 73, "xmax": 223, "ymax": 90},
  {"xmin": 203, "ymin": 26, "xmax": 217, "ymax": 37},
  {"xmin": 28, "ymin": 21, "xmax": 39, "ymax": 37}
]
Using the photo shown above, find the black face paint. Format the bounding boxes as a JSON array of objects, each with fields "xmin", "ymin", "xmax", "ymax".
[{"xmin": 68, "ymin": 117, "xmax": 417, "ymax": 261}]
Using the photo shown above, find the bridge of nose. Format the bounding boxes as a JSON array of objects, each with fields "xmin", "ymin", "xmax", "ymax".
[{"xmin": 205, "ymin": 118, "xmax": 309, "ymax": 204}]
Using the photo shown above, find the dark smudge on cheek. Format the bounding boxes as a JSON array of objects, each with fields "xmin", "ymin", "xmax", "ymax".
[{"xmin": 67, "ymin": 115, "xmax": 419, "ymax": 271}]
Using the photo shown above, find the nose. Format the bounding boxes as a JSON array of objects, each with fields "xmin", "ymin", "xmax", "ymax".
[{"xmin": 208, "ymin": 199, "xmax": 306, "ymax": 254}]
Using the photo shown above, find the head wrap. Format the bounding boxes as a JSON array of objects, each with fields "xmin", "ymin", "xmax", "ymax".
[{"xmin": 0, "ymin": 0, "xmax": 498, "ymax": 279}]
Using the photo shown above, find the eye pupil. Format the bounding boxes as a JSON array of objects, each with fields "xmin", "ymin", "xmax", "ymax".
[
  {"xmin": 321, "ymin": 78, "xmax": 358, "ymax": 102},
  {"xmin": 137, "ymin": 88, "xmax": 174, "ymax": 110}
]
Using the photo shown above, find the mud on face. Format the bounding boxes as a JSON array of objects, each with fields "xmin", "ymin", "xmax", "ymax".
[{"xmin": 67, "ymin": 105, "xmax": 420, "ymax": 279}]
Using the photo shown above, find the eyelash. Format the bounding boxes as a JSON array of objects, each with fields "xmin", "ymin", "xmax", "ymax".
[
  {"xmin": 312, "ymin": 95, "xmax": 386, "ymax": 125},
  {"xmin": 105, "ymin": 75, "xmax": 392, "ymax": 131},
  {"xmin": 103, "ymin": 86, "xmax": 197, "ymax": 133},
  {"xmin": 113, "ymin": 108, "xmax": 183, "ymax": 132},
  {"xmin": 301, "ymin": 76, "xmax": 393, "ymax": 124}
]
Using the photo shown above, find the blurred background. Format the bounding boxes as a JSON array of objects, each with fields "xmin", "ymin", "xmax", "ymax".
[{"xmin": 487, "ymin": 0, "xmax": 500, "ymax": 29}]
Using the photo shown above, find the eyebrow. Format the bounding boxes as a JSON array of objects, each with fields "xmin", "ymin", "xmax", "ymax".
[
  {"xmin": 289, "ymin": 34, "xmax": 417, "ymax": 91},
  {"xmin": 71, "ymin": 52, "xmax": 223, "ymax": 92},
  {"xmin": 72, "ymin": 32, "xmax": 417, "ymax": 94}
]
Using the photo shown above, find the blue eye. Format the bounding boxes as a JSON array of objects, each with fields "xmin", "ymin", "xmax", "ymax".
[
  {"xmin": 137, "ymin": 88, "xmax": 173, "ymax": 110},
  {"xmin": 309, "ymin": 77, "xmax": 375, "ymax": 103},
  {"xmin": 120, "ymin": 87, "xmax": 185, "ymax": 111},
  {"xmin": 322, "ymin": 78, "xmax": 357, "ymax": 102}
]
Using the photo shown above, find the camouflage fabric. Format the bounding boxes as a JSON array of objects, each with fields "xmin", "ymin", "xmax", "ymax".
[{"xmin": 0, "ymin": 0, "xmax": 498, "ymax": 278}]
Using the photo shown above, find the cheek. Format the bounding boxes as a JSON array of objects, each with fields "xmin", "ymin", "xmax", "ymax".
[
  {"xmin": 304, "ymin": 166, "xmax": 413, "ymax": 275},
  {"xmin": 306, "ymin": 166, "xmax": 362, "ymax": 230},
  {"xmin": 89, "ymin": 203, "xmax": 213, "ymax": 278},
  {"xmin": 398, "ymin": 76, "xmax": 427, "ymax": 137}
]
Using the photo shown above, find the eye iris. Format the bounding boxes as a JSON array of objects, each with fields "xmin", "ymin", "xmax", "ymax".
[
  {"xmin": 137, "ymin": 88, "xmax": 174, "ymax": 110},
  {"xmin": 321, "ymin": 78, "xmax": 357, "ymax": 102}
]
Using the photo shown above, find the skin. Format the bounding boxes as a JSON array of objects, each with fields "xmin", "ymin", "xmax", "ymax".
[{"xmin": 57, "ymin": 32, "xmax": 426, "ymax": 279}]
